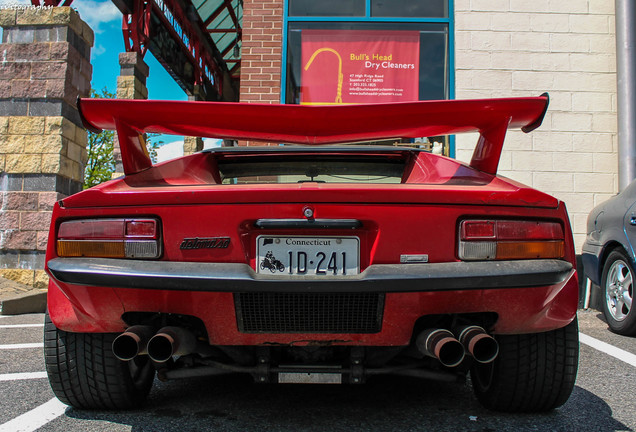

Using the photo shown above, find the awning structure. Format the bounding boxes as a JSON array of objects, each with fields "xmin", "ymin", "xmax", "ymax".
[
  {"xmin": 191, "ymin": 0, "xmax": 242, "ymax": 80},
  {"xmin": 32, "ymin": 0, "xmax": 242, "ymax": 102}
]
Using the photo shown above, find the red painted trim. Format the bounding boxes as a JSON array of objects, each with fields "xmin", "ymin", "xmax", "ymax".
[
  {"xmin": 115, "ymin": 122, "xmax": 152, "ymax": 175},
  {"xmin": 78, "ymin": 95, "xmax": 549, "ymax": 176}
]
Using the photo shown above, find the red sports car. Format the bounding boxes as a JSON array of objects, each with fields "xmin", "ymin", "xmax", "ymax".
[{"xmin": 44, "ymin": 94, "xmax": 579, "ymax": 412}]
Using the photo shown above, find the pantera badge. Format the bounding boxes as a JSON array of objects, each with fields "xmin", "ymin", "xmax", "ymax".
[{"xmin": 180, "ymin": 237, "xmax": 230, "ymax": 250}]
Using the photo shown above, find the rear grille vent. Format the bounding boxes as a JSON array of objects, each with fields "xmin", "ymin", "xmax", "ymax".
[{"xmin": 235, "ymin": 292, "xmax": 384, "ymax": 333}]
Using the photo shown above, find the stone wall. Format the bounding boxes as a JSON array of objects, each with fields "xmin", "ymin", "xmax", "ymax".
[
  {"xmin": 454, "ymin": 0, "xmax": 617, "ymax": 251},
  {"xmin": 0, "ymin": 6, "xmax": 93, "ymax": 286},
  {"xmin": 112, "ymin": 52, "xmax": 148, "ymax": 176}
]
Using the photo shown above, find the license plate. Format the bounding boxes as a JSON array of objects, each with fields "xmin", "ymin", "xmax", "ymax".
[
  {"xmin": 256, "ymin": 236, "xmax": 359, "ymax": 275},
  {"xmin": 278, "ymin": 372, "xmax": 342, "ymax": 384}
]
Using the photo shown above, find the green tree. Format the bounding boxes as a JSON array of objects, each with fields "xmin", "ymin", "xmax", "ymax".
[
  {"xmin": 83, "ymin": 88, "xmax": 161, "ymax": 189},
  {"xmin": 146, "ymin": 134, "xmax": 161, "ymax": 162},
  {"xmin": 83, "ymin": 88, "xmax": 116, "ymax": 189}
]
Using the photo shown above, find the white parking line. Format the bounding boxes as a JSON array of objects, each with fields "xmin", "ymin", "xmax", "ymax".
[
  {"xmin": 0, "ymin": 343, "xmax": 43, "ymax": 350},
  {"xmin": 0, "ymin": 372, "xmax": 47, "ymax": 382},
  {"xmin": 0, "ymin": 398, "xmax": 67, "ymax": 432},
  {"xmin": 0, "ymin": 324, "xmax": 44, "ymax": 329},
  {"xmin": 580, "ymin": 332, "xmax": 636, "ymax": 368}
]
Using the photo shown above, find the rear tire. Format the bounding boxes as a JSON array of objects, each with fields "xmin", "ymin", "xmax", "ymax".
[
  {"xmin": 44, "ymin": 313, "xmax": 155, "ymax": 410},
  {"xmin": 601, "ymin": 250, "xmax": 636, "ymax": 335},
  {"xmin": 470, "ymin": 318, "xmax": 579, "ymax": 412}
]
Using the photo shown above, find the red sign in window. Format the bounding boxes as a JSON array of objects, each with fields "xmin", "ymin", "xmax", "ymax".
[{"xmin": 301, "ymin": 30, "xmax": 420, "ymax": 105}]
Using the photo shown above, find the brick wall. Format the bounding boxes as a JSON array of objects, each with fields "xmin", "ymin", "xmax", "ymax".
[
  {"xmin": 454, "ymin": 0, "xmax": 617, "ymax": 251},
  {"xmin": 0, "ymin": 6, "xmax": 93, "ymax": 286},
  {"xmin": 239, "ymin": 0, "xmax": 284, "ymax": 105}
]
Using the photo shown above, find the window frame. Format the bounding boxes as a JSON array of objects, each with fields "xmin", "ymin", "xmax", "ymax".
[{"xmin": 281, "ymin": 0, "xmax": 456, "ymax": 157}]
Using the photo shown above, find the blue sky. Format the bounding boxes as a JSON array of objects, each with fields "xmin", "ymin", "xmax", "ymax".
[
  {"xmin": 71, "ymin": 0, "xmax": 194, "ymax": 158},
  {"xmin": 71, "ymin": 0, "xmax": 186, "ymax": 101},
  {"xmin": 81, "ymin": 2, "xmax": 187, "ymax": 102}
]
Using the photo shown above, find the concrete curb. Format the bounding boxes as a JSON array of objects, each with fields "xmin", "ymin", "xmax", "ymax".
[
  {"xmin": 0, "ymin": 290, "xmax": 47, "ymax": 315},
  {"xmin": 0, "ymin": 276, "xmax": 47, "ymax": 315}
]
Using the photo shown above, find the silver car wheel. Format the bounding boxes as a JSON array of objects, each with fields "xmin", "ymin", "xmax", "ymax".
[{"xmin": 606, "ymin": 259, "xmax": 633, "ymax": 321}]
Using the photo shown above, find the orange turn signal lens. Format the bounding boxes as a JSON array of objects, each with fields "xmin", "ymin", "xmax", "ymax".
[
  {"xmin": 495, "ymin": 241, "xmax": 565, "ymax": 260},
  {"xmin": 57, "ymin": 240, "xmax": 126, "ymax": 258}
]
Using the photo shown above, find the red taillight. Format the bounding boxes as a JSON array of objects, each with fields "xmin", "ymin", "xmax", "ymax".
[
  {"xmin": 57, "ymin": 218, "xmax": 160, "ymax": 259},
  {"xmin": 58, "ymin": 219, "xmax": 125, "ymax": 239},
  {"xmin": 459, "ymin": 219, "xmax": 564, "ymax": 261},
  {"xmin": 495, "ymin": 220, "xmax": 563, "ymax": 241},
  {"xmin": 125, "ymin": 220, "xmax": 157, "ymax": 238},
  {"xmin": 461, "ymin": 221, "xmax": 496, "ymax": 240}
]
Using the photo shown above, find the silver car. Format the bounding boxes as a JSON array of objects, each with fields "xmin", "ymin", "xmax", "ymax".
[{"xmin": 582, "ymin": 181, "xmax": 636, "ymax": 335}]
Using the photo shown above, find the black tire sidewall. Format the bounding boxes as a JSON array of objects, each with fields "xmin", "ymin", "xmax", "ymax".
[
  {"xmin": 470, "ymin": 318, "xmax": 579, "ymax": 412},
  {"xmin": 44, "ymin": 312, "xmax": 155, "ymax": 410},
  {"xmin": 601, "ymin": 249, "xmax": 636, "ymax": 335}
]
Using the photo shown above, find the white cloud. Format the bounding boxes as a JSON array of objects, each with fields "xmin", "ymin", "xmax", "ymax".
[
  {"xmin": 0, "ymin": 1, "xmax": 120, "ymax": 33},
  {"xmin": 203, "ymin": 138, "xmax": 223, "ymax": 149},
  {"xmin": 92, "ymin": 43, "xmax": 106, "ymax": 56},
  {"xmin": 0, "ymin": 1, "xmax": 32, "ymax": 6},
  {"xmin": 156, "ymin": 140, "xmax": 184, "ymax": 163},
  {"xmin": 156, "ymin": 138, "xmax": 223, "ymax": 163},
  {"xmin": 73, "ymin": 0, "xmax": 120, "ymax": 33}
]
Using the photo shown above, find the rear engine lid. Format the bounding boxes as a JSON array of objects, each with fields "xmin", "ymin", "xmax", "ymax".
[{"xmin": 62, "ymin": 147, "xmax": 558, "ymax": 209}]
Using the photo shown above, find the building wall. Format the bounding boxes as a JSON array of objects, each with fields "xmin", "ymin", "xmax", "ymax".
[
  {"xmin": 454, "ymin": 0, "xmax": 618, "ymax": 252},
  {"xmin": 239, "ymin": 0, "xmax": 284, "ymax": 104},
  {"xmin": 0, "ymin": 6, "xmax": 93, "ymax": 287}
]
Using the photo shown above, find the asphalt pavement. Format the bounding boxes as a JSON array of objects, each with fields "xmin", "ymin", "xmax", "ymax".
[{"xmin": 0, "ymin": 309, "xmax": 635, "ymax": 431}]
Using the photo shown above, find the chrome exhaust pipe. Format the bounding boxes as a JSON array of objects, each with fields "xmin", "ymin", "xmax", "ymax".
[
  {"xmin": 112, "ymin": 325, "xmax": 154, "ymax": 361},
  {"xmin": 455, "ymin": 325, "xmax": 499, "ymax": 364},
  {"xmin": 416, "ymin": 329, "xmax": 465, "ymax": 368},
  {"xmin": 147, "ymin": 326, "xmax": 197, "ymax": 363}
]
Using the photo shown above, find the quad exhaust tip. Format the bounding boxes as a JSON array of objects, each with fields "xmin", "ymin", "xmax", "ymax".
[
  {"xmin": 416, "ymin": 329, "xmax": 465, "ymax": 368},
  {"xmin": 456, "ymin": 325, "xmax": 499, "ymax": 364},
  {"xmin": 114, "ymin": 324, "xmax": 498, "ymax": 368},
  {"xmin": 416, "ymin": 326, "xmax": 499, "ymax": 367},
  {"xmin": 112, "ymin": 325, "xmax": 154, "ymax": 361},
  {"xmin": 113, "ymin": 326, "xmax": 198, "ymax": 363},
  {"xmin": 147, "ymin": 326, "xmax": 197, "ymax": 363}
]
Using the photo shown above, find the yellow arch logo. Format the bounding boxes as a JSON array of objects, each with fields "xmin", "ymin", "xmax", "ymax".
[{"xmin": 304, "ymin": 48, "xmax": 344, "ymax": 104}]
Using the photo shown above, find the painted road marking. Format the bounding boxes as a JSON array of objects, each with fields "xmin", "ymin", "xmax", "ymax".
[
  {"xmin": 0, "ymin": 324, "xmax": 44, "ymax": 329},
  {"xmin": 0, "ymin": 372, "xmax": 47, "ymax": 382},
  {"xmin": 0, "ymin": 398, "xmax": 67, "ymax": 432},
  {"xmin": 580, "ymin": 333, "xmax": 636, "ymax": 368},
  {"xmin": 0, "ymin": 343, "xmax": 43, "ymax": 350}
]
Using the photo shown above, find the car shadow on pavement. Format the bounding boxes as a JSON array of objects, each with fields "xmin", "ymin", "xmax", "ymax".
[{"xmin": 62, "ymin": 373, "xmax": 631, "ymax": 432}]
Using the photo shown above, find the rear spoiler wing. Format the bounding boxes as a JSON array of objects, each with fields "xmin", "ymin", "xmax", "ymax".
[{"xmin": 77, "ymin": 94, "xmax": 549, "ymax": 176}]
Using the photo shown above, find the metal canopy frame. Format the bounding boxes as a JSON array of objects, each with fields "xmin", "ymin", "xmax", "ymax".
[
  {"xmin": 192, "ymin": 0, "xmax": 242, "ymax": 78},
  {"xmin": 113, "ymin": 0, "xmax": 240, "ymax": 101},
  {"xmin": 31, "ymin": 0, "xmax": 241, "ymax": 102}
]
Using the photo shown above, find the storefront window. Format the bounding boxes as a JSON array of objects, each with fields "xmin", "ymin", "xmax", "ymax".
[
  {"xmin": 285, "ymin": 23, "xmax": 449, "ymax": 105},
  {"xmin": 283, "ymin": 1, "xmax": 453, "ymax": 155},
  {"xmin": 371, "ymin": 0, "xmax": 448, "ymax": 18},
  {"xmin": 289, "ymin": 0, "xmax": 365, "ymax": 17}
]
